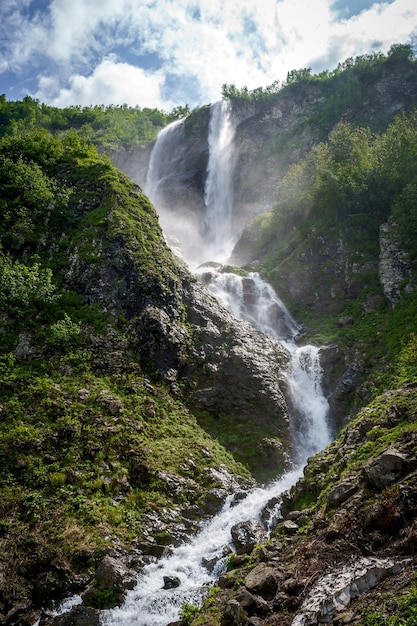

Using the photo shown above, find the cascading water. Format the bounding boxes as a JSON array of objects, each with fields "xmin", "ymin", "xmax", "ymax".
[
  {"xmin": 196, "ymin": 267, "xmax": 332, "ymax": 466},
  {"xmin": 203, "ymin": 100, "xmax": 237, "ymax": 262},
  {"xmin": 100, "ymin": 102, "xmax": 332, "ymax": 626},
  {"xmin": 101, "ymin": 469, "xmax": 302, "ymax": 626},
  {"xmin": 145, "ymin": 118, "xmax": 185, "ymax": 208}
]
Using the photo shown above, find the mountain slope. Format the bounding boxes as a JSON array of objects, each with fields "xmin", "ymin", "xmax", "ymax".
[{"xmin": 0, "ymin": 129, "xmax": 292, "ymax": 620}]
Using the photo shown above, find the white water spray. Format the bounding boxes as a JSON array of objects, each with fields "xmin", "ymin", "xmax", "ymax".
[
  {"xmin": 145, "ymin": 118, "xmax": 185, "ymax": 207},
  {"xmin": 197, "ymin": 267, "xmax": 331, "ymax": 465}
]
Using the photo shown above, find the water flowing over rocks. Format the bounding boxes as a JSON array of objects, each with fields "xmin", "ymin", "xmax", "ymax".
[
  {"xmin": 182, "ymin": 279, "xmax": 291, "ymax": 453},
  {"xmin": 193, "ymin": 386, "xmax": 417, "ymax": 626}
]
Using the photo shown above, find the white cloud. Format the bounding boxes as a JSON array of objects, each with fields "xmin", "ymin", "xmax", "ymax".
[
  {"xmin": 34, "ymin": 57, "xmax": 170, "ymax": 109},
  {"xmin": 2, "ymin": 0, "xmax": 417, "ymax": 107}
]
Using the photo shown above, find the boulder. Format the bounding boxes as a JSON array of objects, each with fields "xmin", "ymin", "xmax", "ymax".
[
  {"xmin": 51, "ymin": 606, "xmax": 100, "ymax": 626},
  {"xmin": 201, "ymin": 488, "xmax": 229, "ymax": 515},
  {"xmin": 282, "ymin": 520, "xmax": 299, "ymax": 535},
  {"xmin": 364, "ymin": 449, "xmax": 408, "ymax": 489},
  {"xmin": 82, "ymin": 556, "xmax": 136, "ymax": 608},
  {"xmin": 163, "ymin": 576, "xmax": 180, "ymax": 589},
  {"xmin": 231, "ymin": 520, "xmax": 267, "ymax": 555},
  {"xmin": 326, "ymin": 481, "xmax": 358, "ymax": 508},
  {"xmin": 222, "ymin": 599, "xmax": 248, "ymax": 625},
  {"xmin": 244, "ymin": 563, "xmax": 279, "ymax": 601}
]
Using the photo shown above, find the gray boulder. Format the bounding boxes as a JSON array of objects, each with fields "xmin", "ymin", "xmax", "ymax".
[
  {"xmin": 364, "ymin": 449, "xmax": 407, "ymax": 489},
  {"xmin": 231, "ymin": 520, "xmax": 267, "ymax": 555}
]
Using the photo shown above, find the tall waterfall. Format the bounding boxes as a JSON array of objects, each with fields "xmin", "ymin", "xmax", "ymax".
[
  {"xmin": 100, "ymin": 102, "xmax": 331, "ymax": 626},
  {"xmin": 203, "ymin": 100, "xmax": 236, "ymax": 262}
]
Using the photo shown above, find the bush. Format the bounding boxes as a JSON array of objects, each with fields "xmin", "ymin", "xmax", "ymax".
[{"xmin": 0, "ymin": 256, "xmax": 59, "ymax": 316}]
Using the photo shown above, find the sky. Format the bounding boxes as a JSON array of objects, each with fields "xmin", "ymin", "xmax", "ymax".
[{"xmin": 0, "ymin": 0, "xmax": 416, "ymax": 112}]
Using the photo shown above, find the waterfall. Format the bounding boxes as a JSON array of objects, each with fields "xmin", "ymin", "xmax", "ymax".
[
  {"xmin": 145, "ymin": 118, "xmax": 185, "ymax": 208},
  {"xmin": 203, "ymin": 100, "xmax": 236, "ymax": 262},
  {"xmin": 101, "ymin": 469, "xmax": 301, "ymax": 626},
  {"xmin": 101, "ymin": 269, "xmax": 331, "ymax": 626},
  {"xmin": 99, "ymin": 102, "xmax": 331, "ymax": 626},
  {"xmin": 196, "ymin": 267, "xmax": 331, "ymax": 465}
]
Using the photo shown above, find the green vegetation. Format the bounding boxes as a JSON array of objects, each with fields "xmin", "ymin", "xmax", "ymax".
[
  {"xmin": 0, "ymin": 124, "xmax": 248, "ymax": 608},
  {"xmin": 0, "ymin": 93, "xmax": 189, "ymax": 151},
  {"xmin": 361, "ymin": 586, "xmax": 417, "ymax": 626},
  {"xmin": 249, "ymin": 109, "xmax": 417, "ymax": 396},
  {"xmin": 222, "ymin": 44, "xmax": 415, "ymax": 112},
  {"xmin": 2, "ymin": 44, "xmax": 417, "ymax": 618}
]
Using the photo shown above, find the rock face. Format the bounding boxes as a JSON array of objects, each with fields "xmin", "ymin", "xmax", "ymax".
[
  {"xmin": 61, "ymin": 177, "xmax": 292, "ymax": 475},
  {"xmin": 115, "ymin": 61, "xmax": 417, "ymax": 257},
  {"xmin": 379, "ymin": 219, "xmax": 414, "ymax": 305}
]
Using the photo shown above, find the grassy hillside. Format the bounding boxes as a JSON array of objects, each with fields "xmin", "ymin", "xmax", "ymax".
[{"xmin": 0, "ymin": 128, "xmax": 249, "ymax": 611}]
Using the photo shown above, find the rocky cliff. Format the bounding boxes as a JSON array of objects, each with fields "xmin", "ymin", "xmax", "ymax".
[
  {"xmin": 113, "ymin": 50, "xmax": 417, "ymax": 251},
  {"xmin": 1, "ymin": 49, "xmax": 417, "ymax": 626}
]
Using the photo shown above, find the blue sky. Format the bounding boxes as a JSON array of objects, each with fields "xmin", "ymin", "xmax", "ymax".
[{"xmin": 0, "ymin": 0, "xmax": 416, "ymax": 111}]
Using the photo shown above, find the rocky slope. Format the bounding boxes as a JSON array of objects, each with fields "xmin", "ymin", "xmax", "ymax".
[
  {"xmin": 186, "ymin": 385, "xmax": 417, "ymax": 626},
  {"xmin": 2, "ymin": 49, "xmax": 417, "ymax": 626}
]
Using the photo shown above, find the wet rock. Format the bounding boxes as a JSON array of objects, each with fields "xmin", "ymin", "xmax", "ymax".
[
  {"xmin": 163, "ymin": 576, "xmax": 181, "ymax": 589},
  {"xmin": 51, "ymin": 606, "xmax": 100, "ymax": 626},
  {"xmin": 231, "ymin": 520, "xmax": 267, "ymax": 555},
  {"xmin": 202, "ymin": 545, "xmax": 232, "ymax": 572},
  {"xmin": 364, "ymin": 449, "xmax": 408, "ymax": 489}
]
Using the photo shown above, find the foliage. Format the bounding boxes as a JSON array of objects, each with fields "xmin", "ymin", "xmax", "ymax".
[
  {"xmin": 361, "ymin": 587, "xmax": 417, "ymax": 626},
  {"xmin": 0, "ymin": 95, "xmax": 190, "ymax": 151},
  {"xmin": 180, "ymin": 603, "xmax": 200, "ymax": 625},
  {"xmin": 0, "ymin": 120, "xmax": 249, "ymax": 609},
  {"xmin": 0, "ymin": 256, "xmax": 59, "ymax": 315},
  {"xmin": 222, "ymin": 44, "xmax": 416, "ymax": 110},
  {"xmin": 48, "ymin": 313, "xmax": 81, "ymax": 347}
]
